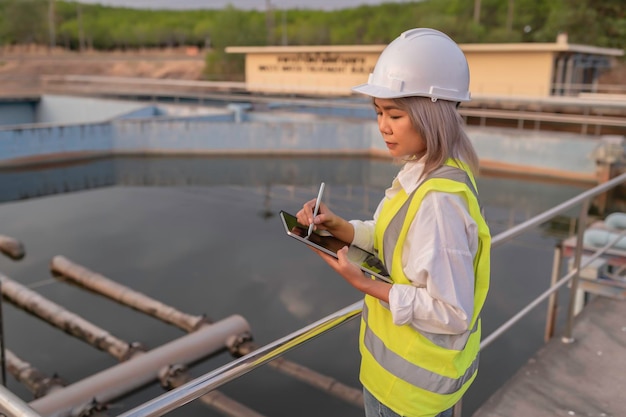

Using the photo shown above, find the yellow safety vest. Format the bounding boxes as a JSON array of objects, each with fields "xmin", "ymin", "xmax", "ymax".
[{"xmin": 359, "ymin": 159, "xmax": 491, "ymax": 417}]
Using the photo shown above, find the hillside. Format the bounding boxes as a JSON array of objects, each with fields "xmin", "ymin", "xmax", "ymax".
[{"xmin": 0, "ymin": 46, "xmax": 207, "ymax": 96}]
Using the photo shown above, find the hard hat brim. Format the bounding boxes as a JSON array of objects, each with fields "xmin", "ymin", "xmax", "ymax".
[
  {"xmin": 351, "ymin": 83, "xmax": 416, "ymax": 99},
  {"xmin": 352, "ymin": 83, "xmax": 471, "ymax": 102}
]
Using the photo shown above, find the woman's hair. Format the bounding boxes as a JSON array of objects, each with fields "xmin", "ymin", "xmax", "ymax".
[{"xmin": 391, "ymin": 96, "xmax": 479, "ymax": 179}]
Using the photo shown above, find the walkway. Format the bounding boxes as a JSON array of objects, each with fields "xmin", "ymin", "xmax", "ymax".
[{"xmin": 472, "ymin": 296, "xmax": 626, "ymax": 417}]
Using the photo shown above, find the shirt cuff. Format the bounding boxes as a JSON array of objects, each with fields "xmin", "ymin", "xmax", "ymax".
[
  {"xmin": 349, "ymin": 220, "xmax": 374, "ymax": 251},
  {"xmin": 388, "ymin": 284, "xmax": 412, "ymax": 326}
]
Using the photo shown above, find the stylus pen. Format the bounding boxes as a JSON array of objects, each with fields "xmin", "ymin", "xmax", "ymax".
[{"xmin": 307, "ymin": 182, "xmax": 325, "ymax": 238}]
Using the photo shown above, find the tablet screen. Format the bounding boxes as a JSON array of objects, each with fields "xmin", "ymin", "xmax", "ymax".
[{"xmin": 279, "ymin": 210, "xmax": 391, "ymax": 283}]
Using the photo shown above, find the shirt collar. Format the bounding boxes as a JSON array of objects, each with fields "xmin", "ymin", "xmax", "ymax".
[{"xmin": 396, "ymin": 159, "xmax": 426, "ymax": 195}]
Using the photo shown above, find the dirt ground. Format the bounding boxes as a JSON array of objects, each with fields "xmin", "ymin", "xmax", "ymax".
[{"xmin": 0, "ymin": 46, "xmax": 207, "ymax": 82}]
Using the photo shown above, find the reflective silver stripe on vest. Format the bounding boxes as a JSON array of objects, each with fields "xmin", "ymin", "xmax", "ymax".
[
  {"xmin": 381, "ymin": 164, "xmax": 481, "ymax": 349},
  {"xmin": 429, "ymin": 165, "xmax": 480, "ymax": 202},
  {"xmin": 363, "ymin": 303, "xmax": 479, "ymax": 394},
  {"xmin": 423, "ymin": 318, "xmax": 478, "ymax": 350},
  {"xmin": 383, "ymin": 165, "xmax": 481, "ymax": 273},
  {"xmin": 375, "ymin": 299, "xmax": 479, "ymax": 350}
]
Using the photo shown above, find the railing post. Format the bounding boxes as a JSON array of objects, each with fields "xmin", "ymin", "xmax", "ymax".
[
  {"xmin": 544, "ymin": 244, "xmax": 563, "ymax": 342},
  {"xmin": 562, "ymin": 198, "xmax": 590, "ymax": 343},
  {"xmin": 0, "ymin": 280, "xmax": 5, "ymax": 387}
]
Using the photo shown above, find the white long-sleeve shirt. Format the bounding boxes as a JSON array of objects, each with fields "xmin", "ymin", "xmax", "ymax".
[{"xmin": 350, "ymin": 160, "xmax": 479, "ymax": 335}]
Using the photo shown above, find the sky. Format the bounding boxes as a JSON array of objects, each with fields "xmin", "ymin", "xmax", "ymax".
[{"xmin": 75, "ymin": 0, "xmax": 418, "ymax": 11}]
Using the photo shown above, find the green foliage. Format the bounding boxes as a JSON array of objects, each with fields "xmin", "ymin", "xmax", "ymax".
[
  {"xmin": 0, "ymin": 0, "xmax": 623, "ymax": 78},
  {"xmin": 203, "ymin": 6, "xmax": 266, "ymax": 80},
  {"xmin": 0, "ymin": 0, "xmax": 50, "ymax": 44}
]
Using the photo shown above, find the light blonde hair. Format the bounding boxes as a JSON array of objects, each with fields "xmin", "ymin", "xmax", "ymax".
[{"xmin": 390, "ymin": 96, "xmax": 479, "ymax": 180}]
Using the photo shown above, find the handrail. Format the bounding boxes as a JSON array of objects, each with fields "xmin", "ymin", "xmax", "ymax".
[
  {"xmin": 0, "ymin": 385, "xmax": 41, "ymax": 417},
  {"xmin": 492, "ymin": 172, "xmax": 626, "ymax": 247},
  {"xmin": 117, "ymin": 300, "xmax": 363, "ymax": 417},
  {"xmin": 459, "ymin": 108, "xmax": 626, "ymax": 127},
  {"xmin": 35, "ymin": 74, "xmax": 626, "ymax": 109},
  {"xmin": 481, "ymin": 172, "xmax": 626, "ymax": 347},
  {"xmin": 114, "ymin": 171, "xmax": 626, "ymax": 417},
  {"xmin": 481, "ymin": 226, "xmax": 626, "ymax": 348},
  {"xmin": 2, "ymin": 173, "xmax": 626, "ymax": 417}
]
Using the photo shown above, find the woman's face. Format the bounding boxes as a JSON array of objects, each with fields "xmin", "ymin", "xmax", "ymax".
[{"xmin": 373, "ymin": 98, "xmax": 425, "ymax": 159}]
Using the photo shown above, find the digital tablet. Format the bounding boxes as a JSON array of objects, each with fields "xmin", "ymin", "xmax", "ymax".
[{"xmin": 279, "ymin": 210, "xmax": 392, "ymax": 283}]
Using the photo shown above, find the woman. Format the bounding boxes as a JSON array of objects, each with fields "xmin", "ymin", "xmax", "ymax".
[{"xmin": 296, "ymin": 28, "xmax": 491, "ymax": 417}]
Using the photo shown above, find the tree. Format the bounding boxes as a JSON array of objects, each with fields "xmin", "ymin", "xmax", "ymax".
[
  {"xmin": 0, "ymin": 0, "xmax": 49, "ymax": 45},
  {"xmin": 204, "ymin": 6, "xmax": 266, "ymax": 81}
]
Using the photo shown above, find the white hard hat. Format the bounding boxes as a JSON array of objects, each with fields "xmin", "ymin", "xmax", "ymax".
[{"xmin": 352, "ymin": 28, "xmax": 471, "ymax": 102}]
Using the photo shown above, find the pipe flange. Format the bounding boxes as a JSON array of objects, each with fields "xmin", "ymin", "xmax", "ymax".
[
  {"xmin": 226, "ymin": 331, "xmax": 254, "ymax": 357},
  {"xmin": 158, "ymin": 364, "xmax": 188, "ymax": 389}
]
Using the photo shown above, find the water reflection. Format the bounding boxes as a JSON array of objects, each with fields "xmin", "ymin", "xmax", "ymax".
[{"xmin": 0, "ymin": 156, "xmax": 594, "ymax": 416}]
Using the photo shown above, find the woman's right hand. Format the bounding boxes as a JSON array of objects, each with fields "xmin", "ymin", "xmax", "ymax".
[
  {"xmin": 297, "ymin": 199, "xmax": 333, "ymax": 233},
  {"xmin": 296, "ymin": 199, "xmax": 354, "ymax": 243}
]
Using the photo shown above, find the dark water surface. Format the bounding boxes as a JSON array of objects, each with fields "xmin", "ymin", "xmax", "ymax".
[{"xmin": 0, "ymin": 156, "xmax": 592, "ymax": 416}]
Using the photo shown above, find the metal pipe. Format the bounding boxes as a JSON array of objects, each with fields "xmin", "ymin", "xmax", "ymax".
[
  {"xmin": 0, "ymin": 235, "xmax": 25, "ymax": 261},
  {"xmin": 53, "ymin": 256, "xmax": 363, "ymax": 408},
  {"xmin": 29, "ymin": 315, "xmax": 249, "ymax": 417},
  {"xmin": 160, "ymin": 366, "xmax": 267, "ymax": 417},
  {"xmin": 5, "ymin": 349, "xmax": 65, "ymax": 398},
  {"xmin": 45, "ymin": 258, "xmax": 256, "ymax": 417},
  {"xmin": 197, "ymin": 391, "xmax": 266, "ymax": 417},
  {"xmin": 0, "ymin": 385, "xmax": 42, "ymax": 417},
  {"xmin": 116, "ymin": 301, "xmax": 363, "ymax": 417},
  {"xmin": 0, "ymin": 274, "xmax": 139, "ymax": 361},
  {"xmin": 234, "ymin": 342, "xmax": 363, "ymax": 408},
  {"xmin": 50, "ymin": 256, "xmax": 275, "ymax": 417},
  {"xmin": 50, "ymin": 256, "xmax": 208, "ymax": 332}
]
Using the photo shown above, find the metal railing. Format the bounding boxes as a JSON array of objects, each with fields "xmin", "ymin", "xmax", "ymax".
[
  {"xmin": 114, "ymin": 172, "xmax": 626, "ymax": 417},
  {"xmin": 41, "ymin": 75, "xmax": 626, "ymax": 136},
  {"xmin": 2, "ymin": 172, "xmax": 626, "ymax": 417},
  {"xmin": 459, "ymin": 107, "xmax": 626, "ymax": 135},
  {"xmin": 5, "ymin": 75, "xmax": 626, "ymax": 138},
  {"xmin": 481, "ymin": 172, "xmax": 626, "ymax": 347}
]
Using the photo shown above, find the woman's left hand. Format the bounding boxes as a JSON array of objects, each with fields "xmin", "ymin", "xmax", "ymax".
[
  {"xmin": 315, "ymin": 246, "xmax": 365, "ymax": 286},
  {"xmin": 312, "ymin": 247, "xmax": 392, "ymax": 303}
]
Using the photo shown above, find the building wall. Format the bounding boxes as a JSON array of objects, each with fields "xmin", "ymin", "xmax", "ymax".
[
  {"xmin": 244, "ymin": 52, "xmax": 378, "ymax": 96},
  {"xmin": 467, "ymin": 52, "xmax": 555, "ymax": 97},
  {"xmin": 241, "ymin": 49, "xmax": 557, "ymax": 98},
  {"xmin": 229, "ymin": 42, "xmax": 622, "ymax": 99}
]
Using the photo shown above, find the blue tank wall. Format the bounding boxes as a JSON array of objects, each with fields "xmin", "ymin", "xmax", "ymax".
[
  {"xmin": 0, "ymin": 95, "xmax": 605, "ymax": 181},
  {"xmin": 0, "ymin": 122, "xmax": 113, "ymax": 164},
  {"xmin": 35, "ymin": 95, "xmax": 153, "ymax": 124},
  {"xmin": 0, "ymin": 100, "xmax": 38, "ymax": 126},
  {"xmin": 468, "ymin": 127, "xmax": 598, "ymax": 177},
  {"xmin": 111, "ymin": 118, "xmax": 376, "ymax": 155}
]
